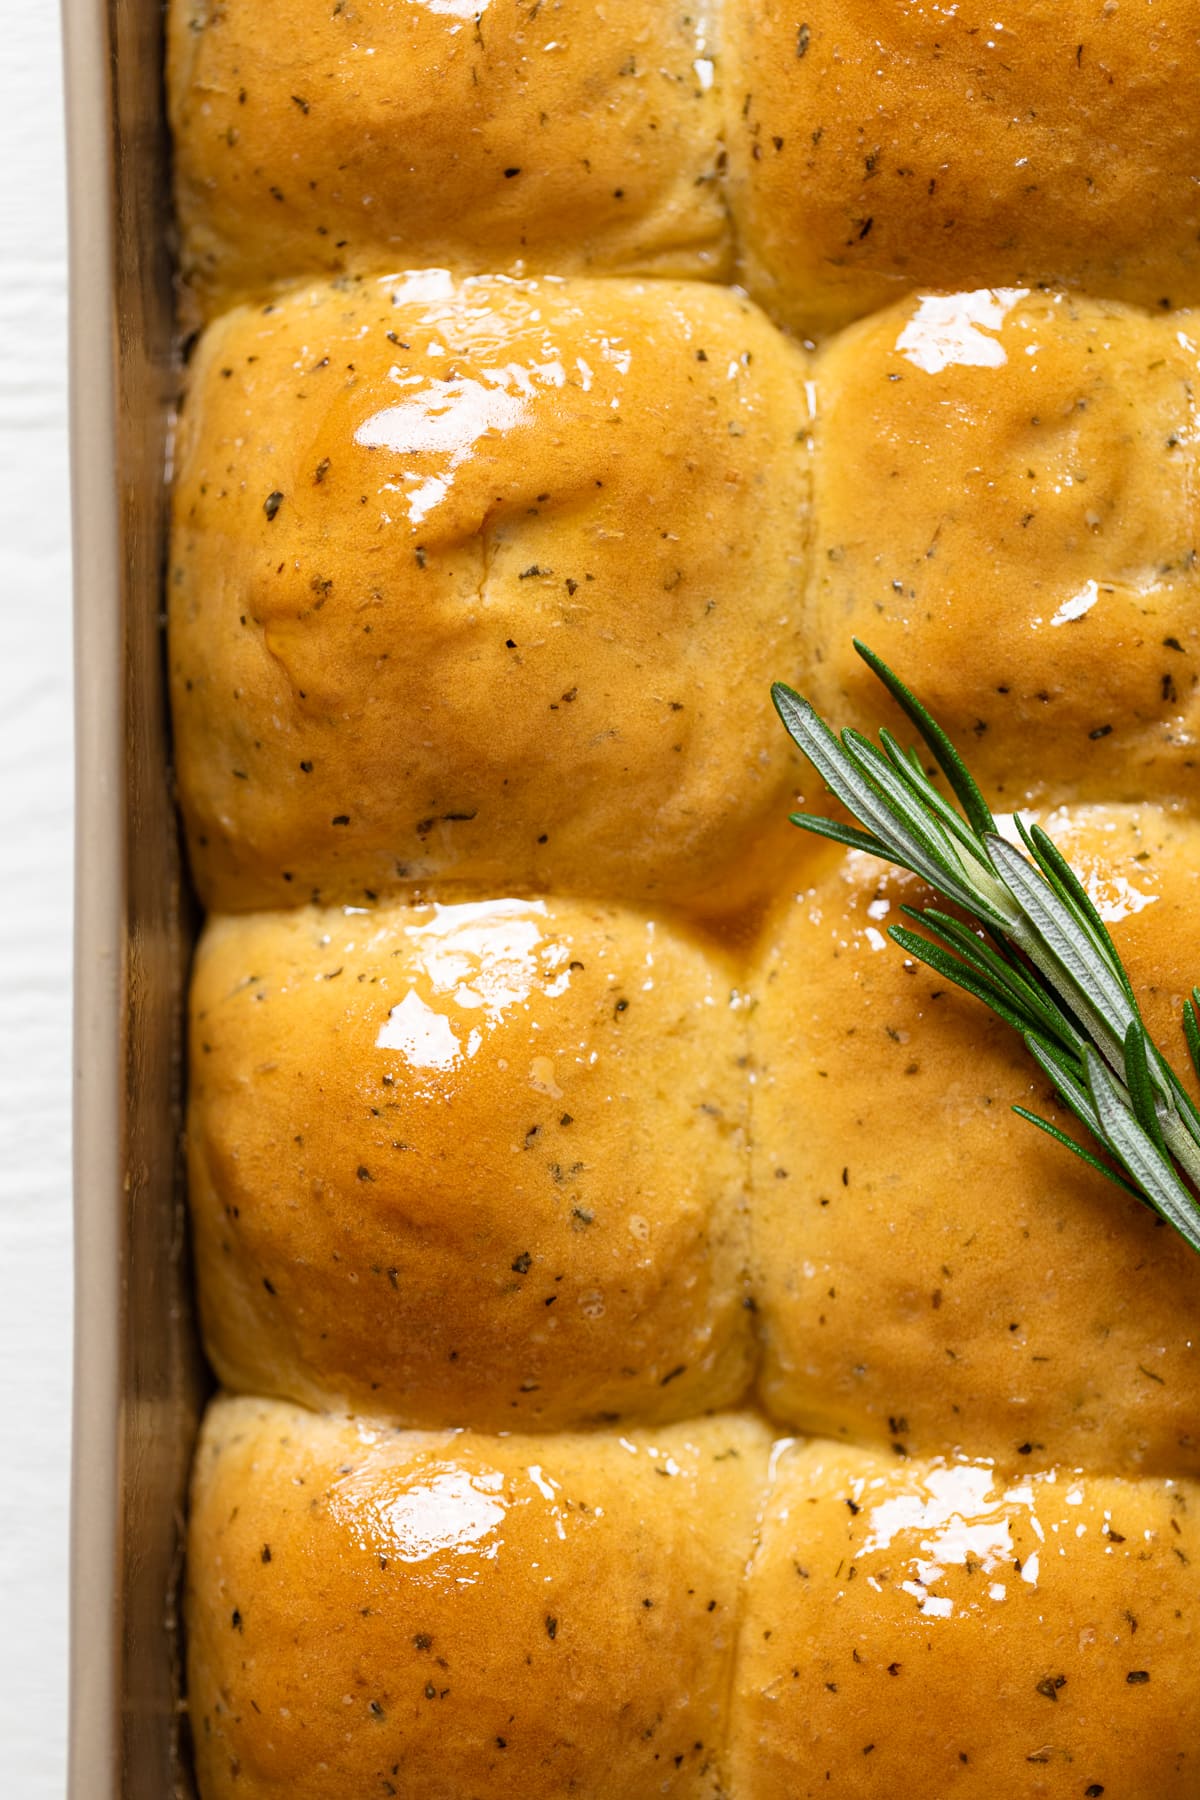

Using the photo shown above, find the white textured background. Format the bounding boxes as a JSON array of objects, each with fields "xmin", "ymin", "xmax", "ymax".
[{"xmin": 0, "ymin": 8, "xmax": 73, "ymax": 1798}]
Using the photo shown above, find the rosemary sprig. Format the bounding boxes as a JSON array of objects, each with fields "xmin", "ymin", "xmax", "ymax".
[{"xmin": 772, "ymin": 640, "xmax": 1200, "ymax": 1256}]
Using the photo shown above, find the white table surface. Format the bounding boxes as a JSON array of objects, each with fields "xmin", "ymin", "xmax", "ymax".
[{"xmin": 0, "ymin": 10, "xmax": 74, "ymax": 1798}]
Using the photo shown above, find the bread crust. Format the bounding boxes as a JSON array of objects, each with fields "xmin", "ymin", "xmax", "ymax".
[
  {"xmin": 189, "ymin": 894, "xmax": 755, "ymax": 1430},
  {"xmin": 727, "ymin": 0, "xmax": 1200, "ymax": 335},
  {"xmin": 731, "ymin": 1438, "xmax": 1200, "ymax": 1799},
  {"xmin": 168, "ymin": 0, "xmax": 729, "ymax": 322},
  {"xmin": 807, "ymin": 289, "xmax": 1200, "ymax": 806},
  {"xmin": 169, "ymin": 273, "xmax": 810, "ymax": 916},
  {"xmin": 187, "ymin": 1397, "xmax": 772, "ymax": 1800}
]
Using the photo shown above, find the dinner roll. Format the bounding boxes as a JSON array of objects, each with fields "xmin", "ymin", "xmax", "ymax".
[
  {"xmin": 806, "ymin": 289, "xmax": 1200, "ymax": 810},
  {"xmin": 168, "ymin": 0, "xmax": 727, "ymax": 321},
  {"xmin": 725, "ymin": 0, "xmax": 1200, "ymax": 337},
  {"xmin": 187, "ymin": 1396, "xmax": 772, "ymax": 1800},
  {"xmin": 189, "ymin": 894, "xmax": 754, "ymax": 1431},
  {"xmin": 731, "ymin": 1438, "xmax": 1200, "ymax": 1799},
  {"xmin": 169, "ymin": 271, "xmax": 810, "ymax": 916},
  {"xmin": 751, "ymin": 805, "xmax": 1200, "ymax": 1478}
]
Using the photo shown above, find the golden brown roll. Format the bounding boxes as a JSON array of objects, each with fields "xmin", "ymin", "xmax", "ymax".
[
  {"xmin": 725, "ymin": 0, "xmax": 1200, "ymax": 337},
  {"xmin": 751, "ymin": 804, "xmax": 1200, "ymax": 1478},
  {"xmin": 730, "ymin": 1438, "xmax": 1200, "ymax": 1799},
  {"xmin": 189, "ymin": 894, "xmax": 755, "ymax": 1431},
  {"xmin": 168, "ymin": 0, "xmax": 728, "ymax": 321},
  {"xmin": 806, "ymin": 289, "xmax": 1200, "ymax": 810},
  {"xmin": 186, "ymin": 1396, "xmax": 772, "ymax": 1800},
  {"xmin": 169, "ymin": 272, "xmax": 811, "ymax": 917}
]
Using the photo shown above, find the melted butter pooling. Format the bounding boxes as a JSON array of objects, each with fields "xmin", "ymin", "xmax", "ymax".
[
  {"xmin": 374, "ymin": 899, "xmax": 573, "ymax": 1071},
  {"xmin": 329, "ymin": 1458, "xmax": 508, "ymax": 1566},
  {"xmin": 895, "ymin": 287, "xmax": 1027, "ymax": 375}
]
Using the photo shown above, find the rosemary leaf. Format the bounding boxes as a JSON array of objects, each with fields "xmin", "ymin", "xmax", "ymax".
[
  {"xmin": 787, "ymin": 812, "xmax": 898, "ymax": 864},
  {"xmin": 985, "ymin": 834, "xmax": 1135, "ymax": 1070},
  {"xmin": 1123, "ymin": 1022, "xmax": 1170, "ymax": 1157},
  {"xmin": 1085, "ymin": 1049, "xmax": 1200, "ymax": 1254},
  {"xmin": 773, "ymin": 681, "xmax": 1013, "ymax": 931},
  {"xmin": 842, "ymin": 730, "xmax": 971, "ymax": 870},
  {"xmin": 1022, "ymin": 820, "xmax": 1138, "ymax": 1007},
  {"xmin": 774, "ymin": 685, "xmax": 966, "ymax": 898},
  {"xmin": 851, "ymin": 638, "xmax": 997, "ymax": 838},
  {"xmin": 774, "ymin": 687, "xmax": 936, "ymax": 874},
  {"xmin": 1184, "ymin": 991, "xmax": 1200, "ymax": 1085},
  {"xmin": 1161, "ymin": 1096, "xmax": 1200, "ymax": 1186},
  {"xmin": 877, "ymin": 727, "xmax": 998, "ymax": 877}
]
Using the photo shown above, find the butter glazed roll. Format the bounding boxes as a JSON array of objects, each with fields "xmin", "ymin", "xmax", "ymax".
[
  {"xmin": 168, "ymin": 0, "xmax": 727, "ymax": 320},
  {"xmin": 189, "ymin": 895, "xmax": 754, "ymax": 1430},
  {"xmin": 725, "ymin": 0, "xmax": 1200, "ymax": 337},
  {"xmin": 169, "ymin": 272, "xmax": 810, "ymax": 916},
  {"xmin": 808, "ymin": 289, "xmax": 1200, "ymax": 810},
  {"xmin": 730, "ymin": 1440, "xmax": 1200, "ymax": 1799},
  {"xmin": 751, "ymin": 805, "xmax": 1200, "ymax": 1478},
  {"xmin": 187, "ymin": 1397, "xmax": 772, "ymax": 1800}
]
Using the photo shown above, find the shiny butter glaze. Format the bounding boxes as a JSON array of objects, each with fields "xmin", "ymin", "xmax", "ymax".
[
  {"xmin": 809, "ymin": 288, "xmax": 1200, "ymax": 809},
  {"xmin": 726, "ymin": 0, "xmax": 1200, "ymax": 336},
  {"xmin": 189, "ymin": 894, "xmax": 755, "ymax": 1431},
  {"xmin": 168, "ymin": 0, "xmax": 728, "ymax": 322},
  {"xmin": 186, "ymin": 1396, "xmax": 771, "ymax": 1800},
  {"xmin": 751, "ymin": 805, "xmax": 1200, "ymax": 1479},
  {"xmin": 169, "ymin": 272, "xmax": 810, "ymax": 916},
  {"xmin": 732, "ymin": 1439, "xmax": 1200, "ymax": 1798}
]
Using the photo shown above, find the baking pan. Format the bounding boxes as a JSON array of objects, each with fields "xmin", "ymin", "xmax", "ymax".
[{"xmin": 64, "ymin": 1, "xmax": 203, "ymax": 1795}]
